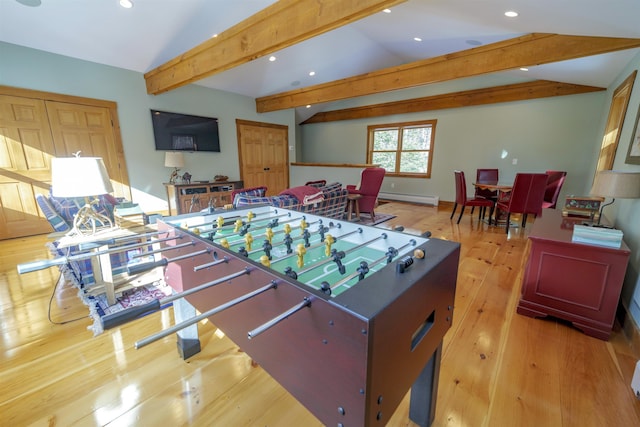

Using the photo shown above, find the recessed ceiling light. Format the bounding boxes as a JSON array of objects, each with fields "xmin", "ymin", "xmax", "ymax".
[
  {"xmin": 306, "ymin": 105, "xmax": 311, "ymax": 108},
  {"xmin": 414, "ymin": 37, "xmax": 422, "ymax": 42},
  {"xmin": 119, "ymin": 0, "xmax": 133, "ymax": 8},
  {"xmin": 505, "ymin": 10, "xmax": 518, "ymax": 17},
  {"xmin": 309, "ymin": 71, "xmax": 315, "ymax": 76},
  {"xmin": 382, "ymin": 9, "xmax": 391, "ymax": 13},
  {"xmin": 211, "ymin": 34, "xmax": 218, "ymax": 38},
  {"xmin": 520, "ymin": 67, "xmax": 529, "ymax": 71},
  {"xmin": 269, "ymin": 56, "xmax": 276, "ymax": 62}
]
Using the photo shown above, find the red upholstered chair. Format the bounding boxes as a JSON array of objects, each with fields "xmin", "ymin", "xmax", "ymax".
[
  {"xmin": 495, "ymin": 173, "xmax": 548, "ymax": 234},
  {"xmin": 475, "ymin": 168, "xmax": 499, "ymax": 201},
  {"xmin": 450, "ymin": 170, "xmax": 495, "ymax": 224},
  {"xmin": 346, "ymin": 167, "xmax": 386, "ymax": 221},
  {"xmin": 542, "ymin": 170, "xmax": 567, "ymax": 209}
]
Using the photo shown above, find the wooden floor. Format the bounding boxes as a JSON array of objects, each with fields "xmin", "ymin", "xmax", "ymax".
[{"xmin": 2, "ymin": 202, "xmax": 639, "ymax": 426}]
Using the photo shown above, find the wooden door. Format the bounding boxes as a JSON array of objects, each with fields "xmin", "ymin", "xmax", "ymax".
[
  {"xmin": 236, "ymin": 120, "xmax": 289, "ymax": 195},
  {"xmin": 595, "ymin": 71, "xmax": 636, "ymax": 173},
  {"xmin": 0, "ymin": 86, "xmax": 131, "ymax": 239},
  {"xmin": 46, "ymin": 101, "xmax": 131, "ymax": 199},
  {"xmin": 0, "ymin": 95, "xmax": 56, "ymax": 238}
]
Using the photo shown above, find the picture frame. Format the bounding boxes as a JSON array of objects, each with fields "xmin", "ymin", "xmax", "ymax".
[{"xmin": 625, "ymin": 103, "xmax": 640, "ymax": 165}]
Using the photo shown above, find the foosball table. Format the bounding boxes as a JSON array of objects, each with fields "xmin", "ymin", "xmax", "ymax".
[{"xmin": 127, "ymin": 205, "xmax": 460, "ymax": 427}]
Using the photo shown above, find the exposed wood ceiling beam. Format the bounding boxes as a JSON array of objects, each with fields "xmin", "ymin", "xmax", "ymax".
[
  {"xmin": 144, "ymin": 0, "xmax": 407, "ymax": 95},
  {"xmin": 257, "ymin": 33, "xmax": 640, "ymax": 112},
  {"xmin": 301, "ymin": 80, "xmax": 605, "ymax": 124}
]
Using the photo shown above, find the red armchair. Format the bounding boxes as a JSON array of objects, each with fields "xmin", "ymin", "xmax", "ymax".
[
  {"xmin": 495, "ymin": 173, "xmax": 548, "ymax": 234},
  {"xmin": 346, "ymin": 167, "xmax": 386, "ymax": 221},
  {"xmin": 475, "ymin": 168, "xmax": 499, "ymax": 201},
  {"xmin": 451, "ymin": 170, "xmax": 495, "ymax": 224},
  {"xmin": 542, "ymin": 170, "xmax": 567, "ymax": 209}
]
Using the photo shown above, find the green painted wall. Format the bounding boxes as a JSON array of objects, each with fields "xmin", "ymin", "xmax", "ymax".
[{"xmin": 0, "ymin": 41, "xmax": 296, "ymax": 212}]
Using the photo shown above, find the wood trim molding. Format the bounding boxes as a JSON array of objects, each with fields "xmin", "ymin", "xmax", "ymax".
[
  {"xmin": 144, "ymin": 0, "xmax": 407, "ymax": 95},
  {"xmin": 257, "ymin": 33, "xmax": 640, "ymax": 112},
  {"xmin": 301, "ymin": 80, "xmax": 605, "ymax": 124},
  {"xmin": 0, "ymin": 85, "xmax": 118, "ymax": 108}
]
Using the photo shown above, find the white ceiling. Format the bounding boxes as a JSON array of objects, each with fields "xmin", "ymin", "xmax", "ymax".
[{"xmin": 1, "ymin": 0, "xmax": 639, "ymax": 122}]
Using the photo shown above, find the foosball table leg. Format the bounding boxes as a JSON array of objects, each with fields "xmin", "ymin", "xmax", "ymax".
[
  {"xmin": 173, "ymin": 297, "xmax": 201, "ymax": 360},
  {"xmin": 409, "ymin": 341, "xmax": 443, "ymax": 427}
]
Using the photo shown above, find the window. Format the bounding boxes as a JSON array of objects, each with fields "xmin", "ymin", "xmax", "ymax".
[{"xmin": 367, "ymin": 119, "xmax": 436, "ymax": 178}]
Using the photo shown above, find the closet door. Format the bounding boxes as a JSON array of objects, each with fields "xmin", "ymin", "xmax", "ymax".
[
  {"xmin": 46, "ymin": 100, "xmax": 131, "ymax": 200},
  {"xmin": 0, "ymin": 86, "xmax": 131, "ymax": 239},
  {"xmin": 236, "ymin": 119, "xmax": 289, "ymax": 195},
  {"xmin": 0, "ymin": 94, "xmax": 55, "ymax": 239}
]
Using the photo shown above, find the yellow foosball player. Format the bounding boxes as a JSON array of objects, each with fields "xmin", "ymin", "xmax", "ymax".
[
  {"xmin": 296, "ymin": 243, "xmax": 306, "ymax": 268},
  {"xmin": 324, "ymin": 234, "xmax": 335, "ymax": 257},
  {"xmin": 244, "ymin": 233, "xmax": 254, "ymax": 251}
]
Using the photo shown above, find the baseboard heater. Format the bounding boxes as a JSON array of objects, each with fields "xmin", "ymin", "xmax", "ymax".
[{"xmin": 378, "ymin": 192, "xmax": 439, "ymax": 206}]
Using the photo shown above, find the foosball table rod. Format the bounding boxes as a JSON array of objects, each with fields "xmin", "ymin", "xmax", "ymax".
[
  {"xmin": 101, "ymin": 266, "xmax": 253, "ymax": 330},
  {"xmin": 135, "ymin": 280, "xmax": 280, "ymax": 349}
]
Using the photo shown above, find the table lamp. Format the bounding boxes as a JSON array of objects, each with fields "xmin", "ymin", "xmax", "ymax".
[
  {"xmin": 51, "ymin": 155, "xmax": 114, "ymax": 235},
  {"xmin": 165, "ymin": 152, "xmax": 184, "ymax": 184},
  {"xmin": 590, "ymin": 170, "xmax": 640, "ymax": 226}
]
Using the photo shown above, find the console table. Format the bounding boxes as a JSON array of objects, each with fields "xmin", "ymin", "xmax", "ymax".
[
  {"xmin": 517, "ymin": 209, "xmax": 630, "ymax": 340},
  {"xmin": 164, "ymin": 181, "xmax": 243, "ymax": 215}
]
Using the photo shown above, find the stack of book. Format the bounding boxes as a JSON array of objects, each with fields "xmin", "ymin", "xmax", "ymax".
[
  {"xmin": 571, "ymin": 224, "xmax": 623, "ymax": 248},
  {"xmin": 114, "ymin": 203, "xmax": 148, "ymax": 229}
]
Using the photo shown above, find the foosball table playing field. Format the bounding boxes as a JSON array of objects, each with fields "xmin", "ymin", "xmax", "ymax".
[{"xmin": 121, "ymin": 205, "xmax": 460, "ymax": 427}]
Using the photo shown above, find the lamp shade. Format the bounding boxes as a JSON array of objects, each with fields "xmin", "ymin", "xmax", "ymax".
[
  {"xmin": 51, "ymin": 157, "xmax": 113, "ymax": 197},
  {"xmin": 590, "ymin": 171, "xmax": 640, "ymax": 199},
  {"xmin": 164, "ymin": 152, "xmax": 185, "ymax": 168}
]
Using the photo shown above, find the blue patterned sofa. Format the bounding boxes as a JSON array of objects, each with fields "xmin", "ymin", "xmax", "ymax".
[{"xmin": 233, "ymin": 182, "xmax": 349, "ymax": 219}]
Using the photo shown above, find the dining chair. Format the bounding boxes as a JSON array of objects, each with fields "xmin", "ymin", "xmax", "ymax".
[
  {"xmin": 451, "ymin": 170, "xmax": 495, "ymax": 224},
  {"xmin": 494, "ymin": 173, "xmax": 548, "ymax": 234},
  {"xmin": 346, "ymin": 167, "xmax": 386, "ymax": 221},
  {"xmin": 475, "ymin": 168, "xmax": 499, "ymax": 201},
  {"xmin": 542, "ymin": 170, "xmax": 567, "ymax": 209}
]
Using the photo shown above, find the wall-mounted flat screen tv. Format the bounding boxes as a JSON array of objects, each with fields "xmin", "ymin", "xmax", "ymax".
[{"xmin": 150, "ymin": 109, "xmax": 220, "ymax": 152}]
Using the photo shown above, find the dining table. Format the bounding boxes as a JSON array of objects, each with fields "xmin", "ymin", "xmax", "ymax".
[
  {"xmin": 473, "ymin": 181, "xmax": 514, "ymax": 225},
  {"xmin": 473, "ymin": 181, "xmax": 513, "ymax": 194}
]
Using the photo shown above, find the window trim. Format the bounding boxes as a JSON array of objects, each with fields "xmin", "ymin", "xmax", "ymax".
[{"xmin": 366, "ymin": 119, "xmax": 436, "ymax": 178}]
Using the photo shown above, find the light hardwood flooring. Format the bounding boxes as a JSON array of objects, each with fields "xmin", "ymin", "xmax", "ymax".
[{"xmin": 1, "ymin": 202, "xmax": 639, "ymax": 426}]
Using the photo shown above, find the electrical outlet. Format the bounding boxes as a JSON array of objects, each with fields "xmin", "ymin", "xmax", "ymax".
[
  {"xmin": 512, "ymin": 158, "xmax": 518, "ymax": 165},
  {"xmin": 391, "ymin": 182, "xmax": 395, "ymax": 188}
]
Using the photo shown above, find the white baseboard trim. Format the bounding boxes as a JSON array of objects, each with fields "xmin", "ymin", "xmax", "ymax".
[{"xmin": 378, "ymin": 192, "xmax": 439, "ymax": 206}]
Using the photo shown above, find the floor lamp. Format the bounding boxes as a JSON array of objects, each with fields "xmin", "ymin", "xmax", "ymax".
[
  {"xmin": 51, "ymin": 156, "xmax": 114, "ymax": 236},
  {"xmin": 590, "ymin": 170, "xmax": 640, "ymax": 226}
]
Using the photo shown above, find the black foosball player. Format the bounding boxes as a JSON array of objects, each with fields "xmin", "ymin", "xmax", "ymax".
[
  {"xmin": 302, "ymin": 228, "xmax": 311, "ymax": 247},
  {"xmin": 262, "ymin": 239, "xmax": 273, "ymax": 260},
  {"xmin": 239, "ymin": 223, "xmax": 251, "ymax": 236},
  {"xmin": 284, "ymin": 266, "xmax": 298, "ymax": 280},
  {"xmin": 331, "ymin": 249, "xmax": 346, "ymax": 275},
  {"xmin": 283, "ymin": 233, "xmax": 293, "ymax": 254},
  {"xmin": 318, "ymin": 224, "xmax": 328, "ymax": 242},
  {"xmin": 386, "ymin": 247, "xmax": 398, "ymax": 264},
  {"xmin": 357, "ymin": 261, "xmax": 369, "ymax": 281}
]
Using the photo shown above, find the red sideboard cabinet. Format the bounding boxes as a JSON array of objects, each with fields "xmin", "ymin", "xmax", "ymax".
[{"xmin": 517, "ymin": 209, "xmax": 630, "ymax": 340}]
